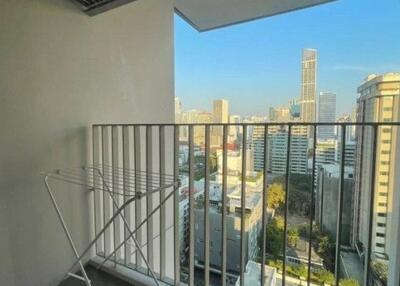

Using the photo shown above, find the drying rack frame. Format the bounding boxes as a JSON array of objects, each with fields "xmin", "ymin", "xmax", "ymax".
[{"xmin": 42, "ymin": 165, "xmax": 179, "ymax": 286}]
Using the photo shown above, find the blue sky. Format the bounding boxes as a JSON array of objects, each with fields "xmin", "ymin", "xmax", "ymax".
[{"xmin": 175, "ymin": 0, "xmax": 400, "ymax": 117}]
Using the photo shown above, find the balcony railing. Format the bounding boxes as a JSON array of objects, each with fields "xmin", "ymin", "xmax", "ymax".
[{"xmin": 90, "ymin": 122, "xmax": 400, "ymax": 286}]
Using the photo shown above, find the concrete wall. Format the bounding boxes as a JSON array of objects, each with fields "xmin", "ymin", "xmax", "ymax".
[{"xmin": 0, "ymin": 0, "xmax": 174, "ymax": 285}]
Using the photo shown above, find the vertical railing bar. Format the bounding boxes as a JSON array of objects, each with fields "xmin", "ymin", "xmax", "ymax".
[
  {"xmin": 122, "ymin": 126, "xmax": 128, "ymax": 266},
  {"xmin": 354, "ymin": 103, "xmax": 366, "ymax": 248},
  {"xmin": 364, "ymin": 125, "xmax": 378, "ymax": 285},
  {"xmin": 282, "ymin": 124, "xmax": 292, "ymax": 286},
  {"xmin": 102, "ymin": 126, "xmax": 109, "ymax": 257},
  {"xmin": 335, "ymin": 125, "xmax": 347, "ymax": 285},
  {"xmin": 146, "ymin": 126, "xmax": 154, "ymax": 274},
  {"xmin": 173, "ymin": 125, "xmax": 181, "ymax": 285},
  {"xmin": 221, "ymin": 125, "xmax": 228, "ymax": 286},
  {"xmin": 261, "ymin": 124, "xmax": 269, "ymax": 286},
  {"xmin": 188, "ymin": 125, "xmax": 195, "ymax": 286},
  {"xmin": 159, "ymin": 126, "xmax": 166, "ymax": 280},
  {"xmin": 307, "ymin": 125, "xmax": 317, "ymax": 285},
  {"xmin": 112, "ymin": 126, "xmax": 119, "ymax": 263},
  {"xmin": 240, "ymin": 125, "xmax": 247, "ymax": 286},
  {"xmin": 204, "ymin": 125, "xmax": 211, "ymax": 285},
  {"xmin": 92, "ymin": 126, "xmax": 98, "ymax": 254},
  {"xmin": 134, "ymin": 126, "xmax": 142, "ymax": 269}
]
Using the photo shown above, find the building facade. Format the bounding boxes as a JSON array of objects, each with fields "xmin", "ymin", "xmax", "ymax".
[
  {"xmin": 353, "ymin": 73, "xmax": 400, "ymax": 285},
  {"xmin": 318, "ymin": 92, "xmax": 336, "ymax": 139},
  {"xmin": 300, "ymin": 49, "xmax": 317, "ymax": 123}
]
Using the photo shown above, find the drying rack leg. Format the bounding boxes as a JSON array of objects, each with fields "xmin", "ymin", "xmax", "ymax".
[
  {"xmin": 93, "ymin": 168, "xmax": 160, "ymax": 286},
  {"xmin": 44, "ymin": 176, "xmax": 91, "ymax": 286},
  {"xmin": 97, "ymin": 187, "xmax": 175, "ymax": 268},
  {"xmin": 65, "ymin": 194, "xmax": 137, "ymax": 280}
]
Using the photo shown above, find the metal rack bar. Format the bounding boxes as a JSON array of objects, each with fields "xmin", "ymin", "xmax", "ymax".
[
  {"xmin": 44, "ymin": 175, "xmax": 91, "ymax": 286},
  {"xmin": 42, "ymin": 165, "xmax": 178, "ymax": 286}
]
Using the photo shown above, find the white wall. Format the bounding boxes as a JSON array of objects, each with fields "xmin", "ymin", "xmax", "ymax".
[{"xmin": 0, "ymin": 0, "xmax": 174, "ymax": 285}]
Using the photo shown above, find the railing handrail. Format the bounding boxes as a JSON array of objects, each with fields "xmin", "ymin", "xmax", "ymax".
[{"xmin": 92, "ymin": 121, "xmax": 400, "ymax": 127}]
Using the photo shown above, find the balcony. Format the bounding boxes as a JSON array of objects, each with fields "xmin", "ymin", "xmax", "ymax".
[
  {"xmin": 38, "ymin": 122, "xmax": 399, "ymax": 286},
  {"xmin": 1, "ymin": 1, "xmax": 399, "ymax": 286}
]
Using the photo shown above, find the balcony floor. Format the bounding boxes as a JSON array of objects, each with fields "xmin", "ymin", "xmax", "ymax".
[{"xmin": 59, "ymin": 265, "xmax": 135, "ymax": 286}]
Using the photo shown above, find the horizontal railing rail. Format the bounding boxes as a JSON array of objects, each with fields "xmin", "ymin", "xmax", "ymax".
[{"xmin": 92, "ymin": 122, "xmax": 400, "ymax": 286}]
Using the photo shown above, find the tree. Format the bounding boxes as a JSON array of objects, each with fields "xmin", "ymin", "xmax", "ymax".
[
  {"xmin": 339, "ymin": 278, "xmax": 360, "ymax": 286},
  {"xmin": 267, "ymin": 183, "xmax": 285, "ymax": 209},
  {"xmin": 265, "ymin": 217, "xmax": 284, "ymax": 257},
  {"xmin": 316, "ymin": 268, "xmax": 335, "ymax": 285},
  {"xmin": 371, "ymin": 260, "xmax": 388, "ymax": 283},
  {"xmin": 287, "ymin": 228, "xmax": 300, "ymax": 248},
  {"xmin": 297, "ymin": 265, "xmax": 308, "ymax": 285}
]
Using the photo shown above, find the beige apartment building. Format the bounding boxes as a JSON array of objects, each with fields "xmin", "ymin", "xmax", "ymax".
[{"xmin": 353, "ymin": 73, "xmax": 400, "ymax": 285}]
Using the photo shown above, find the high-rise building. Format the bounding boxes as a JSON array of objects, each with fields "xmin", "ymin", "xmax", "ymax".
[
  {"xmin": 212, "ymin": 99, "xmax": 229, "ymax": 145},
  {"xmin": 213, "ymin": 99, "xmax": 229, "ymax": 123},
  {"xmin": 289, "ymin": 98, "xmax": 301, "ymax": 119},
  {"xmin": 179, "ymin": 110, "xmax": 212, "ymax": 144},
  {"xmin": 229, "ymin": 115, "xmax": 241, "ymax": 141},
  {"xmin": 300, "ymin": 49, "xmax": 317, "ymax": 123},
  {"xmin": 353, "ymin": 73, "xmax": 400, "ymax": 285},
  {"xmin": 315, "ymin": 164, "xmax": 354, "ymax": 244},
  {"xmin": 268, "ymin": 125, "xmax": 308, "ymax": 175},
  {"xmin": 318, "ymin": 92, "xmax": 336, "ymax": 139},
  {"xmin": 269, "ymin": 106, "xmax": 290, "ymax": 122},
  {"xmin": 336, "ymin": 114, "xmax": 354, "ymax": 142}
]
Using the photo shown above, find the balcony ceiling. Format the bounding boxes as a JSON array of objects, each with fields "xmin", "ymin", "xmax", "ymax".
[{"xmin": 175, "ymin": 0, "xmax": 336, "ymax": 31}]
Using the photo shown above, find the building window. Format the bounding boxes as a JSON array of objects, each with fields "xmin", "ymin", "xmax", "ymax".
[
  {"xmin": 381, "ymin": 161, "xmax": 389, "ymax": 165},
  {"xmin": 376, "ymin": 233, "xmax": 385, "ymax": 238},
  {"xmin": 380, "ymin": 171, "xmax": 389, "ymax": 176},
  {"xmin": 376, "ymin": 243, "xmax": 385, "ymax": 248},
  {"xmin": 378, "ymin": 192, "xmax": 388, "ymax": 197},
  {"xmin": 381, "ymin": 150, "xmax": 390, "ymax": 155},
  {"xmin": 378, "ymin": 202, "xmax": 387, "ymax": 207},
  {"xmin": 377, "ymin": 213, "xmax": 387, "ymax": 217},
  {"xmin": 377, "ymin": 222, "xmax": 386, "ymax": 227},
  {"xmin": 382, "ymin": 140, "xmax": 391, "ymax": 144},
  {"xmin": 382, "ymin": 128, "xmax": 391, "ymax": 133},
  {"xmin": 379, "ymin": 182, "xmax": 389, "ymax": 186}
]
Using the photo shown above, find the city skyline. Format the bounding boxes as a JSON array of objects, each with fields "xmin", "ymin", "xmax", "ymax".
[{"xmin": 175, "ymin": 0, "xmax": 400, "ymax": 117}]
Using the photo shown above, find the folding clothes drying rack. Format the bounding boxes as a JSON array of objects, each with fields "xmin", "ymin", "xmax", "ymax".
[{"xmin": 42, "ymin": 165, "xmax": 179, "ymax": 286}]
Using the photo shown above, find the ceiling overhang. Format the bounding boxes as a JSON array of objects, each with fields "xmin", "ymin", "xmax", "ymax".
[{"xmin": 175, "ymin": 0, "xmax": 337, "ymax": 32}]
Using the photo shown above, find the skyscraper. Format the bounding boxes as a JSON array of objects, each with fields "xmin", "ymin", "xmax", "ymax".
[
  {"xmin": 353, "ymin": 73, "xmax": 400, "ymax": 285},
  {"xmin": 300, "ymin": 49, "xmax": 317, "ymax": 123},
  {"xmin": 212, "ymin": 99, "xmax": 229, "ymax": 145},
  {"xmin": 318, "ymin": 92, "xmax": 336, "ymax": 139},
  {"xmin": 213, "ymin": 99, "xmax": 229, "ymax": 123}
]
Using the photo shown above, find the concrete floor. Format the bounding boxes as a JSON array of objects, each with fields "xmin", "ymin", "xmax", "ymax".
[{"xmin": 59, "ymin": 265, "xmax": 135, "ymax": 286}]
